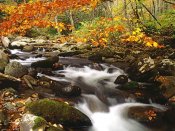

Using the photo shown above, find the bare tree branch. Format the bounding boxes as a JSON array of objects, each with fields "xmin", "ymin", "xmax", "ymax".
[
  {"xmin": 162, "ymin": 0, "xmax": 175, "ymax": 5},
  {"xmin": 140, "ymin": 2, "xmax": 161, "ymax": 26}
]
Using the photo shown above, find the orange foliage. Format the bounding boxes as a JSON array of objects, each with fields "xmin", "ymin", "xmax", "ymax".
[
  {"xmin": 0, "ymin": 0, "xmax": 96, "ymax": 36},
  {"xmin": 72, "ymin": 16, "xmax": 126, "ymax": 47},
  {"xmin": 121, "ymin": 28, "xmax": 164, "ymax": 48}
]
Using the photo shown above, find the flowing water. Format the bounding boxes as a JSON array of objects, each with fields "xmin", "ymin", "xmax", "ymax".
[
  {"xmin": 10, "ymin": 49, "xmax": 167, "ymax": 131},
  {"xmin": 10, "ymin": 49, "xmax": 46, "ymax": 66},
  {"xmin": 38, "ymin": 64, "xmax": 167, "ymax": 131}
]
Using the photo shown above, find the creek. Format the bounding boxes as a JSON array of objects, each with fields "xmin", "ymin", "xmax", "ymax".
[{"xmin": 10, "ymin": 49, "xmax": 167, "ymax": 131}]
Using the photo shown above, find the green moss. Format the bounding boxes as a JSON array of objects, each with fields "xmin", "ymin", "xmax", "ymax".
[
  {"xmin": 123, "ymin": 81, "xmax": 139, "ymax": 90},
  {"xmin": 32, "ymin": 116, "xmax": 47, "ymax": 130},
  {"xmin": 26, "ymin": 99, "xmax": 92, "ymax": 128},
  {"xmin": 46, "ymin": 126, "xmax": 64, "ymax": 131}
]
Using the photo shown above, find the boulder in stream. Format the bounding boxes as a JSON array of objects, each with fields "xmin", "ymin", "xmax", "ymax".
[
  {"xmin": 0, "ymin": 50, "xmax": 9, "ymax": 72},
  {"xmin": 31, "ymin": 56, "xmax": 59, "ymax": 68},
  {"xmin": 114, "ymin": 75, "xmax": 128, "ymax": 85},
  {"xmin": 22, "ymin": 45, "xmax": 34, "ymax": 52},
  {"xmin": 0, "ymin": 73, "xmax": 21, "ymax": 89},
  {"xmin": 155, "ymin": 76, "xmax": 175, "ymax": 99},
  {"xmin": 22, "ymin": 75, "xmax": 38, "ymax": 89},
  {"xmin": 26, "ymin": 99, "xmax": 92, "ymax": 128},
  {"xmin": 51, "ymin": 81, "xmax": 81, "ymax": 98},
  {"xmin": 156, "ymin": 59, "xmax": 175, "ymax": 76},
  {"xmin": 1, "ymin": 36, "xmax": 10, "ymax": 48},
  {"xmin": 20, "ymin": 114, "xmax": 46, "ymax": 131},
  {"xmin": 0, "ymin": 110, "xmax": 9, "ymax": 129},
  {"xmin": 128, "ymin": 106, "xmax": 167, "ymax": 127},
  {"xmin": 10, "ymin": 41, "xmax": 28, "ymax": 49},
  {"xmin": 4, "ymin": 61, "xmax": 28, "ymax": 78},
  {"xmin": 127, "ymin": 54, "xmax": 157, "ymax": 82}
]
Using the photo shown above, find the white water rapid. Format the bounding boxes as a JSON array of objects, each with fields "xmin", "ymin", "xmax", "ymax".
[
  {"xmin": 9, "ymin": 51, "xmax": 166, "ymax": 131},
  {"xmin": 10, "ymin": 57, "xmax": 46, "ymax": 66},
  {"xmin": 10, "ymin": 49, "xmax": 46, "ymax": 66},
  {"xmin": 40, "ymin": 65, "xmax": 166, "ymax": 131}
]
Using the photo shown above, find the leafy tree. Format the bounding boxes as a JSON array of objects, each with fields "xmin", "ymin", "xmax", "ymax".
[{"xmin": 0, "ymin": 0, "xmax": 98, "ymax": 36}]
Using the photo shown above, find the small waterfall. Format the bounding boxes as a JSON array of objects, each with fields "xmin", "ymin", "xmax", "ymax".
[
  {"xmin": 10, "ymin": 57, "xmax": 46, "ymax": 66},
  {"xmin": 10, "ymin": 49, "xmax": 46, "ymax": 66},
  {"xmin": 9, "ymin": 49, "xmax": 167, "ymax": 131},
  {"xmin": 54, "ymin": 65, "xmax": 125, "ymax": 90},
  {"xmin": 76, "ymin": 95, "xmax": 167, "ymax": 131},
  {"xmin": 53, "ymin": 66, "xmax": 166, "ymax": 131}
]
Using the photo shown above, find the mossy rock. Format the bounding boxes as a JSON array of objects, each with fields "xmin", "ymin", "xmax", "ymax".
[
  {"xmin": 46, "ymin": 126, "xmax": 64, "ymax": 131},
  {"xmin": 26, "ymin": 99, "xmax": 92, "ymax": 128},
  {"xmin": 4, "ymin": 61, "xmax": 28, "ymax": 78},
  {"xmin": 33, "ymin": 116, "xmax": 47, "ymax": 130},
  {"xmin": 31, "ymin": 56, "xmax": 59, "ymax": 68},
  {"xmin": 120, "ymin": 81, "xmax": 139, "ymax": 90}
]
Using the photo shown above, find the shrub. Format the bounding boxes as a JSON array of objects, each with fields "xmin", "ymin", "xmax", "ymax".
[{"xmin": 72, "ymin": 16, "xmax": 126, "ymax": 46}]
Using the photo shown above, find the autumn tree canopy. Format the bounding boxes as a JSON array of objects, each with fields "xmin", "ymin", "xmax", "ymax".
[{"xmin": 0, "ymin": 0, "xmax": 99, "ymax": 36}]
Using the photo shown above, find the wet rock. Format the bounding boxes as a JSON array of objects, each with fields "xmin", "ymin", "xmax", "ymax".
[
  {"xmin": 1, "ymin": 36, "xmax": 10, "ymax": 48},
  {"xmin": 169, "ymin": 96, "xmax": 175, "ymax": 103},
  {"xmin": 127, "ymin": 54, "xmax": 157, "ymax": 82},
  {"xmin": 0, "ymin": 110, "xmax": 9, "ymax": 128},
  {"xmin": 35, "ymin": 39, "xmax": 46, "ymax": 45},
  {"xmin": 114, "ymin": 75, "xmax": 128, "ymax": 84},
  {"xmin": 156, "ymin": 59, "xmax": 175, "ymax": 76},
  {"xmin": 83, "ymin": 94, "xmax": 109, "ymax": 112},
  {"xmin": 20, "ymin": 114, "xmax": 46, "ymax": 131},
  {"xmin": 22, "ymin": 45, "xmax": 34, "ymax": 52},
  {"xmin": 1, "ymin": 88, "xmax": 17, "ymax": 101},
  {"xmin": 0, "ymin": 73, "xmax": 21, "ymax": 88},
  {"xmin": 128, "ymin": 106, "xmax": 167, "ymax": 127},
  {"xmin": 4, "ymin": 61, "xmax": 28, "ymax": 78},
  {"xmin": 104, "ymin": 58, "xmax": 117, "ymax": 63},
  {"xmin": 38, "ymin": 81, "xmax": 51, "ymax": 88},
  {"xmin": 52, "ymin": 63, "xmax": 64, "ymax": 70},
  {"xmin": 3, "ymin": 102, "xmax": 17, "ymax": 111},
  {"xmin": 0, "ymin": 50, "xmax": 9, "ymax": 72},
  {"xmin": 10, "ymin": 41, "xmax": 28, "ymax": 49},
  {"xmin": 28, "ymin": 68, "xmax": 38, "ymax": 77},
  {"xmin": 58, "ymin": 51, "xmax": 82, "ymax": 57},
  {"xmin": 163, "ymin": 105, "xmax": 175, "ymax": 129},
  {"xmin": 107, "ymin": 67, "xmax": 120, "ymax": 73},
  {"xmin": 59, "ymin": 57, "xmax": 92, "ymax": 67},
  {"xmin": 22, "ymin": 75, "xmax": 38, "ymax": 89},
  {"xmin": 155, "ymin": 76, "xmax": 175, "ymax": 99},
  {"xmin": 3, "ymin": 49, "xmax": 11, "ymax": 54},
  {"xmin": 88, "ymin": 54, "xmax": 103, "ymax": 62},
  {"xmin": 26, "ymin": 99, "xmax": 92, "ymax": 128},
  {"xmin": 43, "ymin": 51, "xmax": 60, "ymax": 58},
  {"xmin": 9, "ymin": 54, "xmax": 20, "ymax": 59},
  {"xmin": 14, "ymin": 37, "xmax": 32, "ymax": 42},
  {"xmin": 118, "ymin": 81, "xmax": 140, "ymax": 90},
  {"xmin": 32, "ymin": 116, "xmax": 47, "ymax": 130},
  {"xmin": 52, "ymin": 42, "xmax": 75, "ymax": 52},
  {"xmin": 36, "ymin": 68, "xmax": 54, "ymax": 76},
  {"xmin": 31, "ymin": 56, "xmax": 59, "ymax": 68},
  {"xmin": 52, "ymin": 81, "xmax": 81, "ymax": 98},
  {"xmin": 46, "ymin": 125, "xmax": 64, "ymax": 131}
]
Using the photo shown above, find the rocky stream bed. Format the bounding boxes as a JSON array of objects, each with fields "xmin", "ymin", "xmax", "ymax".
[{"xmin": 0, "ymin": 36, "xmax": 175, "ymax": 131}]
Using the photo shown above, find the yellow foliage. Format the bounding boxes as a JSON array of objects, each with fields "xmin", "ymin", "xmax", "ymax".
[
  {"xmin": 122, "ymin": 27, "xmax": 162, "ymax": 48},
  {"xmin": 0, "ymin": 4, "xmax": 16, "ymax": 14}
]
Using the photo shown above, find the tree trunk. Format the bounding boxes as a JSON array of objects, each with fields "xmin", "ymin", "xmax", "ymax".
[{"xmin": 69, "ymin": 10, "xmax": 75, "ymax": 31}]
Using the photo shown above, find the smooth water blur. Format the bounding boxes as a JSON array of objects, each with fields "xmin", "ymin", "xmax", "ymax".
[
  {"xmin": 55, "ymin": 66, "xmax": 125, "ymax": 90},
  {"xmin": 10, "ymin": 57, "xmax": 46, "ymax": 66},
  {"xmin": 76, "ymin": 95, "xmax": 167, "ymax": 131},
  {"xmin": 9, "ymin": 50, "xmax": 166, "ymax": 131}
]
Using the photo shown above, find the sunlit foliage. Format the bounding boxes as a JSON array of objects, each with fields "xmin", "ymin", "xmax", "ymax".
[
  {"xmin": 72, "ymin": 16, "xmax": 126, "ymax": 46},
  {"xmin": 0, "ymin": 0, "xmax": 97, "ymax": 36}
]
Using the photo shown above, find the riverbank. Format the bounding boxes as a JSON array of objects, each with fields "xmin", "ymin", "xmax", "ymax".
[{"xmin": 0, "ymin": 36, "xmax": 175, "ymax": 131}]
